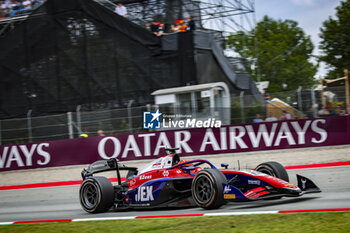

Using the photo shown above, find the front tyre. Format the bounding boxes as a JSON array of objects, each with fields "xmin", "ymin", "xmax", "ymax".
[
  {"xmin": 255, "ymin": 161, "xmax": 289, "ymax": 182},
  {"xmin": 79, "ymin": 176, "xmax": 115, "ymax": 213},
  {"xmin": 191, "ymin": 169, "xmax": 227, "ymax": 209}
]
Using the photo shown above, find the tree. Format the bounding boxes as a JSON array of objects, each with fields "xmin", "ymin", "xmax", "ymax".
[
  {"xmin": 227, "ymin": 16, "xmax": 317, "ymax": 92},
  {"xmin": 319, "ymin": 0, "xmax": 350, "ymax": 78}
]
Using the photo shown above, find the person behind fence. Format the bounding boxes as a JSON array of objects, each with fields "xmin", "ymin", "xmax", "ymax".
[
  {"xmin": 171, "ymin": 20, "xmax": 187, "ymax": 32},
  {"xmin": 265, "ymin": 112, "xmax": 278, "ymax": 122},
  {"xmin": 334, "ymin": 105, "xmax": 345, "ymax": 116},
  {"xmin": 97, "ymin": 130, "xmax": 105, "ymax": 136},
  {"xmin": 0, "ymin": 0, "xmax": 45, "ymax": 18},
  {"xmin": 80, "ymin": 130, "xmax": 89, "ymax": 138},
  {"xmin": 263, "ymin": 89, "xmax": 270, "ymax": 100},
  {"xmin": 0, "ymin": 8, "xmax": 5, "ymax": 19},
  {"xmin": 318, "ymin": 106, "xmax": 330, "ymax": 117},
  {"xmin": 115, "ymin": 2, "xmax": 127, "ymax": 17},
  {"xmin": 186, "ymin": 16, "xmax": 196, "ymax": 31},
  {"xmin": 281, "ymin": 110, "xmax": 292, "ymax": 120},
  {"xmin": 306, "ymin": 107, "xmax": 315, "ymax": 118},
  {"xmin": 21, "ymin": 0, "xmax": 32, "ymax": 13},
  {"xmin": 253, "ymin": 113, "xmax": 264, "ymax": 123},
  {"xmin": 10, "ymin": 0, "xmax": 22, "ymax": 16},
  {"xmin": 0, "ymin": 1, "xmax": 11, "ymax": 17},
  {"xmin": 156, "ymin": 23, "xmax": 166, "ymax": 36},
  {"xmin": 171, "ymin": 20, "xmax": 180, "ymax": 32},
  {"xmin": 146, "ymin": 19, "xmax": 159, "ymax": 35}
]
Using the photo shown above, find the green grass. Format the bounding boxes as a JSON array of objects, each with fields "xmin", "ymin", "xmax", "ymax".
[{"xmin": 1, "ymin": 212, "xmax": 350, "ymax": 233}]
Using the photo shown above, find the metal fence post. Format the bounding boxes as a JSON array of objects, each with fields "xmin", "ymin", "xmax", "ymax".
[
  {"xmin": 27, "ymin": 109, "xmax": 33, "ymax": 143},
  {"xmin": 76, "ymin": 105, "xmax": 82, "ymax": 135},
  {"xmin": 127, "ymin": 100, "xmax": 134, "ymax": 133},
  {"xmin": 240, "ymin": 91, "xmax": 245, "ymax": 123},
  {"xmin": 297, "ymin": 86, "xmax": 303, "ymax": 112},
  {"xmin": 67, "ymin": 112, "xmax": 74, "ymax": 139},
  {"xmin": 311, "ymin": 88, "xmax": 317, "ymax": 118},
  {"xmin": 345, "ymin": 69, "xmax": 350, "ymax": 108}
]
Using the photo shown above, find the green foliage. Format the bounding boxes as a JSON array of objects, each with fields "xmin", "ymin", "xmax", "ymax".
[
  {"xmin": 230, "ymin": 101, "xmax": 265, "ymax": 124},
  {"xmin": 319, "ymin": 0, "xmax": 350, "ymax": 78},
  {"xmin": 227, "ymin": 16, "xmax": 317, "ymax": 92},
  {"xmin": 230, "ymin": 101, "xmax": 242, "ymax": 124},
  {"xmin": 118, "ymin": 119, "xmax": 130, "ymax": 134},
  {"xmin": 330, "ymin": 101, "xmax": 345, "ymax": 109},
  {"xmin": 245, "ymin": 102, "xmax": 265, "ymax": 123}
]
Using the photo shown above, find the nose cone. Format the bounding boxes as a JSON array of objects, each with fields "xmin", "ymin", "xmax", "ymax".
[{"xmin": 282, "ymin": 186, "xmax": 302, "ymax": 196}]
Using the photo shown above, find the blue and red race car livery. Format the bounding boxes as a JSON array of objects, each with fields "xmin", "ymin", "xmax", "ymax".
[{"xmin": 79, "ymin": 148, "xmax": 321, "ymax": 213}]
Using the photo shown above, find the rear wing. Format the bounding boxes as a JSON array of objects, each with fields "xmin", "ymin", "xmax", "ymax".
[{"xmin": 81, "ymin": 158, "xmax": 138, "ymax": 185}]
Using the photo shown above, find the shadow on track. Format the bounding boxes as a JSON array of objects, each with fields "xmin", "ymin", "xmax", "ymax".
[{"xmin": 226, "ymin": 196, "xmax": 320, "ymax": 210}]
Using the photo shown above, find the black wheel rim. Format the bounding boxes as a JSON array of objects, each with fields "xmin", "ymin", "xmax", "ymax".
[
  {"xmin": 194, "ymin": 175, "xmax": 214, "ymax": 204},
  {"xmin": 82, "ymin": 182, "xmax": 99, "ymax": 209}
]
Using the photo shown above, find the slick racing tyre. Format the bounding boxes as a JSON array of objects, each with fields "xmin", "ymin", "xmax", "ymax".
[
  {"xmin": 191, "ymin": 169, "xmax": 227, "ymax": 209},
  {"xmin": 255, "ymin": 161, "xmax": 289, "ymax": 182},
  {"xmin": 79, "ymin": 176, "xmax": 115, "ymax": 213}
]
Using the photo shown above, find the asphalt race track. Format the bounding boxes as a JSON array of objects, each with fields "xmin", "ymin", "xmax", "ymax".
[{"xmin": 0, "ymin": 166, "xmax": 349, "ymax": 222}]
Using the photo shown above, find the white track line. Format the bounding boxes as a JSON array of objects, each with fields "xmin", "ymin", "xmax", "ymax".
[{"xmin": 1, "ymin": 209, "xmax": 350, "ymax": 225}]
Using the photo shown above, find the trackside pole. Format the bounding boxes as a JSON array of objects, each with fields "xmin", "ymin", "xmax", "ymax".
[
  {"xmin": 297, "ymin": 86, "xmax": 303, "ymax": 112},
  {"xmin": 27, "ymin": 109, "xmax": 32, "ymax": 143},
  {"xmin": 67, "ymin": 112, "xmax": 74, "ymax": 139},
  {"xmin": 311, "ymin": 88, "xmax": 317, "ymax": 118},
  {"xmin": 345, "ymin": 69, "xmax": 349, "ymax": 108},
  {"xmin": 127, "ymin": 100, "xmax": 134, "ymax": 133},
  {"xmin": 76, "ymin": 105, "xmax": 82, "ymax": 135},
  {"xmin": 240, "ymin": 91, "xmax": 245, "ymax": 123},
  {"xmin": 320, "ymin": 79, "xmax": 326, "ymax": 108}
]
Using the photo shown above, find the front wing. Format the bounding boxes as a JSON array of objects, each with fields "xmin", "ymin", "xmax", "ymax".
[{"xmin": 223, "ymin": 174, "xmax": 321, "ymax": 201}]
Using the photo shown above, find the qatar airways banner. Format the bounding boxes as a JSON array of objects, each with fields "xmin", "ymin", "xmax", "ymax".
[{"xmin": 1, "ymin": 116, "xmax": 350, "ymax": 172}]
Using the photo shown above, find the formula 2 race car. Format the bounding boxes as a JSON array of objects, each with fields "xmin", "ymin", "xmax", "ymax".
[{"xmin": 79, "ymin": 148, "xmax": 321, "ymax": 213}]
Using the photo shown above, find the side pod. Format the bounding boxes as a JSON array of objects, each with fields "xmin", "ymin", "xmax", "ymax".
[{"xmin": 296, "ymin": 174, "xmax": 322, "ymax": 194}]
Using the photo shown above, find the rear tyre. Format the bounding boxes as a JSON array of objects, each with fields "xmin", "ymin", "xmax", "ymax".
[
  {"xmin": 191, "ymin": 169, "xmax": 227, "ymax": 209},
  {"xmin": 79, "ymin": 176, "xmax": 115, "ymax": 213},
  {"xmin": 255, "ymin": 161, "xmax": 289, "ymax": 182}
]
